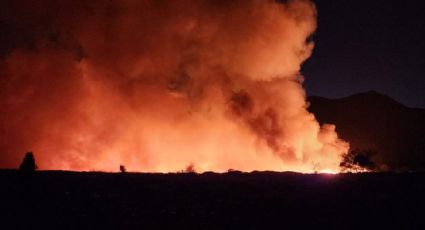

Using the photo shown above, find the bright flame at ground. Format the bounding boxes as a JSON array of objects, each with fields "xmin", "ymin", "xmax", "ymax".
[
  {"xmin": 0, "ymin": 0, "xmax": 349, "ymax": 173},
  {"xmin": 318, "ymin": 169, "xmax": 339, "ymax": 174}
]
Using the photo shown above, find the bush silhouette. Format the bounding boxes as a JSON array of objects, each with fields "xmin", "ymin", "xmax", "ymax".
[
  {"xmin": 19, "ymin": 152, "xmax": 37, "ymax": 172},
  {"xmin": 340, "ymin": 149, "xmax": 376, "ymax": 172},
  {"xmin": 120, "ymin": 165, "xmax": 126, "ymax": 173}
]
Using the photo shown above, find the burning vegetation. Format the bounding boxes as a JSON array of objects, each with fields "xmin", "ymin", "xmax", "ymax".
[{"xmin": 0, "ymin": 0, "xmax": 349, "ymax": 172}]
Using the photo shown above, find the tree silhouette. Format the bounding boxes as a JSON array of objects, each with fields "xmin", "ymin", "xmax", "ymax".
[{"xmin": 19, "ymin": 152, "xmax": 37, "ymax": 172}]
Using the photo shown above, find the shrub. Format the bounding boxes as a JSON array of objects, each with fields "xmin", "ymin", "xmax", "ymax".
[
  {"xmin": 120, "ymin": 165, "xmax": 126, "ymax": 173},
  {"xmin": 340, "ymin": 148, "xmax": 376, "ymax": 172},
  {"xmin": 19, "ymin": 152, "xmax": 37, "ymax": 172}
]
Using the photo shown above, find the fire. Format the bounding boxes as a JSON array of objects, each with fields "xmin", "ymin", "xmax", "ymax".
[
  {"xmin": 318, "ymin": 169, "xmax": 339, "ymax": 175},
  {"xmin": 0, "ymin": 0, "xmax": 349, "ymax": 173}
]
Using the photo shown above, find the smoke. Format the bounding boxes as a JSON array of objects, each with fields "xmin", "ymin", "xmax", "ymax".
[{"xmin": 0, "ymin": 0, "xmax": 348, "ymax": 172}]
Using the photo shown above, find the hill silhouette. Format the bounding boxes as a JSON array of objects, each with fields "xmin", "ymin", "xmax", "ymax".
[{"xmin": 308, "ymin": 91, "xmax": 425, "ymax": 171}]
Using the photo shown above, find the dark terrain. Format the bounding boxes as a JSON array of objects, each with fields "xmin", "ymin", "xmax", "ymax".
[
  {"xmin": 1, "ymin": 170, "xmax": 425, "ymax": 229},
  {"xmin": 1, "ymin": 92, "xmax": 423, "ymax": 229},
  {"xmin": 309, "ymin": 91, "xmax": 425, "ymax": 171}
]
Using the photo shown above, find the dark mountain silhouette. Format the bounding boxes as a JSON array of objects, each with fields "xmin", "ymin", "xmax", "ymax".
[{"xmin": 308, "ymin": 91, "xmax": 425, "ymax": 171}]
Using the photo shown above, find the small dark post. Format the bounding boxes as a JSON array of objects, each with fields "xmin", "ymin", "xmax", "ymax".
[
  {"xmin": 19, "ymin": 152, "xmax": 37, "ymax": 172},
  {"xmin": 120, "ymin": 165, "xmax": 126, "ymax": 173}
]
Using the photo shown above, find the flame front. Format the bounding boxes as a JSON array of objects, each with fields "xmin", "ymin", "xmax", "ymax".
[{"xmin": 0, "ymin": 0, "xmax": 349, "ymax": 173}]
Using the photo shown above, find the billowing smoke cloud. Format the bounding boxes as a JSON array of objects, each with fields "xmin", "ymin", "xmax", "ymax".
[{"xmin": 0, "ymin": 0, "xmax": 348, "ymax": 172}]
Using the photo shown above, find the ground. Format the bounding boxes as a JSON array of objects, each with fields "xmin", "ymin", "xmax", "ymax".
[{"xmin": 0, "ymin": 170, "xmax": 424, "ymax": 229}]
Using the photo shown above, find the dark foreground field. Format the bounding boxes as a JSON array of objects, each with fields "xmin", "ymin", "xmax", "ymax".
[{"xmin": 1, "ymin": 170, "xmax": 424, "ymax": 229}]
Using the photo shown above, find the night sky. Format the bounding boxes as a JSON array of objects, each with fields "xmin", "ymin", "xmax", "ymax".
[{"xmin": 303, "ymin": 0, "xmax": 425, "ymax": 108}]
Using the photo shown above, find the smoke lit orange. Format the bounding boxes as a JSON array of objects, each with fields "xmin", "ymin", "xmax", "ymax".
[{"xmin": 0, "ymin": 0, "xmax": 349, "ymax": 173}]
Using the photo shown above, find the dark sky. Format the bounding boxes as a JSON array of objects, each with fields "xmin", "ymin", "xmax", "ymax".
[{"xmin": 303, "ymin": 0, "xmax": 425, "ymax": 108}]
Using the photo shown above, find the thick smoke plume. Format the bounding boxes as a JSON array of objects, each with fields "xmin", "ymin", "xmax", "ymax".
[{"xmin": 0, "ymin": 0, "xmax": 348, "ymax": 172}]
